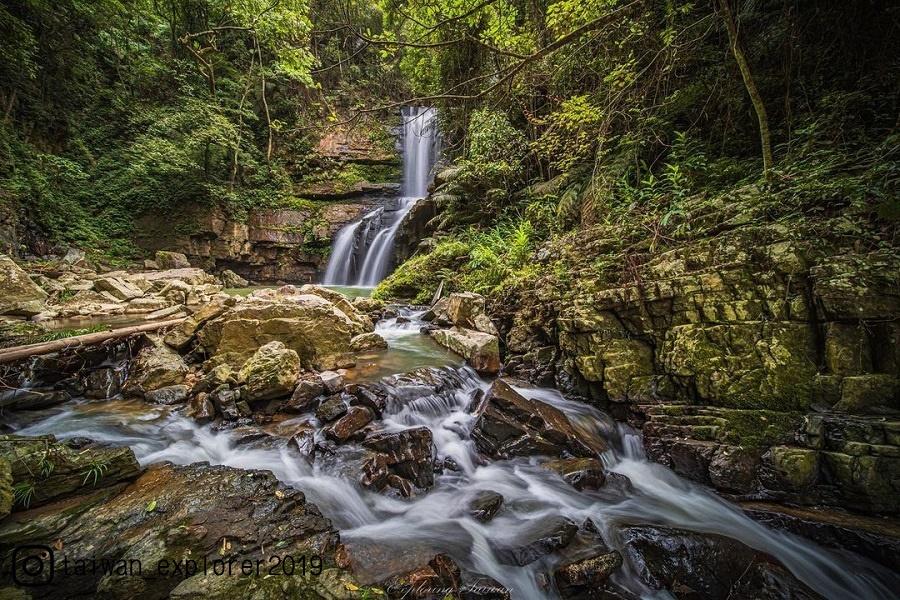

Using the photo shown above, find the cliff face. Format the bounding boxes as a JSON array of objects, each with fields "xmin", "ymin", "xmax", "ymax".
[
  {"xmin": 133, "ymin": 197, "xmax": 390, "ymax": 283},
  {"xmin": 131, "ymin": 121, "xmax": 403, "ymax": 283},
  {"xmin": 501, "ymin": 187, "xmax": 900, "ymax": 515}
]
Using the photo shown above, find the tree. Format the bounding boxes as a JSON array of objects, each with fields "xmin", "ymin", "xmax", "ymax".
[{"xmin": 716, "ymin": 0, "xmax": 774, "ymax": 178}]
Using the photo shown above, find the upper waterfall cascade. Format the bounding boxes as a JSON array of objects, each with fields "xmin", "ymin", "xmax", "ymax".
[{"xmin": 322, "ymin": 107, "xmax": 439, "ymax": 286}]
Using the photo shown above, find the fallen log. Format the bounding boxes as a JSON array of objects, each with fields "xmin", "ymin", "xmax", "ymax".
[{"xmin": 0, "ymin": 318, "xmax": 186, "ymax": 364}]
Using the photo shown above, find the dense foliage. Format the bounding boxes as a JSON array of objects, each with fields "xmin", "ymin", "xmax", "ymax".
[
  {"xmin": 1, "ymin": 0, "xmax": 897, "ymax": 281},
  {"xmin": 370, "ymin": 0, "xmax": 900, "ymax": 300}
]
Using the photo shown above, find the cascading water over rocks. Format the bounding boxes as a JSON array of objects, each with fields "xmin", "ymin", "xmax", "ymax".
[{"xmin": 323, "ymin": 107, "xmax": 439, "ymax": 287}]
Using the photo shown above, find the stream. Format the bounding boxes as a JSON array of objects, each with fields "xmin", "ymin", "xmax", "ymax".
[{"xmin": 6, "ymin": 308, "xmax": 897, "ymax": 600}]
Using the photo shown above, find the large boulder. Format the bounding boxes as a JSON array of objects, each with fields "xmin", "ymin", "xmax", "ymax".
[
  {"xmin": 220, "ymin": 269, "xmax": 248, "ymax": 288},
  {"xmin": 0, "ymin": 254, "xmax": 47, "ymax": 316},
  {"xmin": 237, "ymin": 341, "xmax": 301, "ymax": 401},
  {"xmin": 472, "ymin": 379, "xmax": 607, "ymax": 458},
  {"xmin": 154, "ymin": 250, "xmax": 191, "ymax": 269},
  {"xmin": 360, "ymin": 427, "xmax": 435, "ymax": 497},
  {"xmin": 196, "ymin": 293, "xmax": 365, "ymax": 370},
  {"xmin": 300, "ymin": 284, "xmax": 374, "ymax": 335},
  {"xmin": 93, "ymin": 276, "xmax": 144, "ymax": 301},
  {"xmin": 0, "ymin": 462, "xmax": 346, "ymax": 599},
  {"xmin": 429, "ymin": 327, "xmax": 500, "ymax": 374},
  {"xmin": 127, "ymin": 337, "xmax": 190, "ymax": 394},
  {"xmin": 0, "ymin": 435, "xmax": 141, "ymax": 510},
  {"xmin": 620, "ymin": 526, "xmax": 819, "ymax": 599},
  {"xmin": 163, "ymin": 295, "xmax": 234, "ymax": 350},
  {"xmin": 350, "ymin": 332, "xmax": 388, "ymax": 352}
]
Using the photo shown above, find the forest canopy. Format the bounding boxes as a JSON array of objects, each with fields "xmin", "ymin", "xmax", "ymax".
[{"xmin": 0, "ymin": 0, "xmax": 897, "ymax": 268}]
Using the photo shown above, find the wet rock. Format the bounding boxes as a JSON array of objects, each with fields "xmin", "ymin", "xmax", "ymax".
[
  {"xmin": 620, "ymin": 525, "xmax": 818, "ymax": 599},
  {"xmin": 429, "ymin": 327, "xmax": 500, "ymax": 374},
  {"xmin": 316, "ymin": 393, "xmax": 349, "ymax": 422},
  {"xmin": 0, "ymin": 435, "xmax": 141, "ymax": 510},
  {"xmin": 289, "ymin": 428, "xmax": 317, "ymax": 463},
  {"xmin": 459, "ymin": 573, "xmax": 511, "ymax": 599},
  {"xmin": 237, "ymin": 340, "xmax": 300, "ymax": 401},
  {"xmin": 324, "ymin": 406, "xmax": 373, "ymax": 442},
  {"xmin": 154, "ymin": 250, "xmax": 191, "ymax": 269},
  {"xmin": 0, "ymin": 388, "xmax": 70, "ymax": 411},
  {"xmin": 493, "ymin": 516, "xmax": 579, "ymax": 566},
  {"xmin": 361, "ymin": 427, "xmax": 435, "ymax": 495},
  {"xmin": 210, "ymin": 384, "xmax": 241, "ymax": 420},
  {"xmin": 727, "ymin": 562, "xmax": 822, "ymax": 600},
  {"xmin": 284, "ymin": 375, "xmax": 326, "ymax": 413},
  {"xmin": 472, "ymin": 379, "xmax": 606, "ymax": 459},
  {"xmin": 320, "ymin": 369, "xmax": 344, "ymax": 393},
  {"xmin": 127, "ymin": 336, "xmax": 190, "ymax": 394},
  {"xmin": 192, "ymin": 363, "xmax": 238, "ymax": 395},
  {"xmin": 220, "ymin": 268, "xmax": 248, "ymax": 288},
  {"xmin": 145, "ymin": 384, "xmax": 189, "ymax": 405},
  {"xmin": 708, "ymin": 445, "xmax": 763, "ymax": 493},
  {"xmin": 0, "ymin": 253, "xmax": 48, "ymax": 316},
  {"xmin": 351, "ymin": 332, "xmax": 389, "ymax": 352},
  {"xmin": 741, "ymin": 501, "xmax": 900, "ymax": 572},
  {"xmin": 468, "ymin": 490, "xmax": 504, "ymax": 522},
  {"xmin": 187, "ymin": 393, "xmax": 215, "ymax": 424},
  {"xmin": 381, "ymin": 553, "xmax": 462, "ymax": 599},
  {"xmin": 0, "ymin": 462, "xmax": 342, "ymax": 599},
  {"xmin": 347, "ymin": 382, "xmax": 389, "ymax": 416},
  {"xmin": 553, "ymin": 550, "xmax": 623, "ymax": 596},
  {"xmin": 541, "ymin": 457, "xmax": 606, "ymax": 491}
]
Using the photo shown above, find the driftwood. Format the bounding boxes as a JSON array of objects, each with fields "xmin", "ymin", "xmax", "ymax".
[{"xmin": 0, "ymin": 318, "xmax": 186, "ymax": 365}]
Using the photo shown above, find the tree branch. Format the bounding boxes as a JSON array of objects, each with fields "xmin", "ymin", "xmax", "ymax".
[{"xmin": 353, "ymin": 1, "xmax": 641, "ymax": 114}]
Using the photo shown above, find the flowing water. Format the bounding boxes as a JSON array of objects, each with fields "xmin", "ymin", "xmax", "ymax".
[
  {"xmin": 323, "ymin": 107, "xmax": 439, "ymax": 287},
  {"xmin": 7, "ymin": 311, "xmax": 898, "ymax": 600}
]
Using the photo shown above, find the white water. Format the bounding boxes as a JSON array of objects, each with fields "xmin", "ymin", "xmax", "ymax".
[
  {"xmin": 322, "ymin": 107, "xmax": 439, "ymax": 286},
  {"xmin": 9, "ymin": 313, "xmax": 898, "ymax": 599}
]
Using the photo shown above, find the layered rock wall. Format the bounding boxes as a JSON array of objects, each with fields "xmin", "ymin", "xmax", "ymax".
[{"xmin": 503, "ymin": 190, "xmax": 900, "ymax": 514}]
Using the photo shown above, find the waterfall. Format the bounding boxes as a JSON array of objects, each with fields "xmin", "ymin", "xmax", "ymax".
[{"xmin": 322, "ymin": 106, "xmax": 438, "ymax": 286}]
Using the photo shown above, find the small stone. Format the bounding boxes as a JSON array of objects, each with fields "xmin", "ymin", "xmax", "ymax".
[
  {"xmin": 316, "ymin": 393, "xmax": 349, "ymax": 422},
  {"xmin": 220, "ymin": 269, "xmax": 248, "ymax": 288},
  {"xmin": 553, "ymin": 551, "xmax": 622, "ymax": 594},
  {"xmin": 145, "ymin": 384, "xmax": 189, "ymax": 405},
  {"xmin": 493, "ymin": 516, "xmax": 578, "ymax": 566},
  {"xmin": 319, "ymin": 370, "xmax": 344, "ymax": 394},
  {"xmin": 187, "ymin": 393, "xmax": 216, "ymax": 424},
  {"xmin": 324, "ymin": 406, "xmax": 373, "ymax": 443},
  {"xmin": 468, "ymin": 490, "xmax": 504, "ymax": 522},
  {"xmin": 284, "ymin": 376, "xmax": 325, "ymax": 413},
  {"xmin": 350, "ymin": 332, "xmax": 388, "ymax": 352},
  {"xmin": 541, "ymin": 457, "xmax": 606, "ymax": 490},
  {"xmin": 155, "ymin": 250, "xmax": 190, "ymax": 269}
]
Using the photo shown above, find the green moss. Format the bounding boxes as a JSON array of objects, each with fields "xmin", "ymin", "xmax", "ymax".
[
  {"xmin": 716, "ymin": 409, "xmax": 803, "ymax": 447},
  {"xmin": 373, "ymin": 239, "xmax": 471, "ymax": 303}
]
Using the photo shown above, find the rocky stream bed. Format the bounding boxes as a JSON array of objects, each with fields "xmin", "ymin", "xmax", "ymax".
[{"xmin": 0, "ymin": 279, "xmax": 898, "ymax": 599}]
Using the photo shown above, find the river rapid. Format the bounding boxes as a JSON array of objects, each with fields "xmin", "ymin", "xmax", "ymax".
[{"xmin": 6, "ymin": 304, "xmax": 898, "ymax": 600}]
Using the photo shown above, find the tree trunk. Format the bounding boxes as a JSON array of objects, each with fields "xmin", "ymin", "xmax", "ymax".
[
  {"xmin": 717, "ymin": 0, "xmax": 774, "ymax": 178},
  {"xmin": 0, "ymin": 319, "xmax": 186, "ymax": 364}
]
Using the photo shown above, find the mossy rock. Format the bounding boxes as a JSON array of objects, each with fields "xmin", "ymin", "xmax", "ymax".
[
  {"xmin": 0, "ymin": 457, "xmax": 12, "ymax": 519},
  {"xmin": 766, "ymin": 446, "xmax": 819, "ymax": 488}
]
